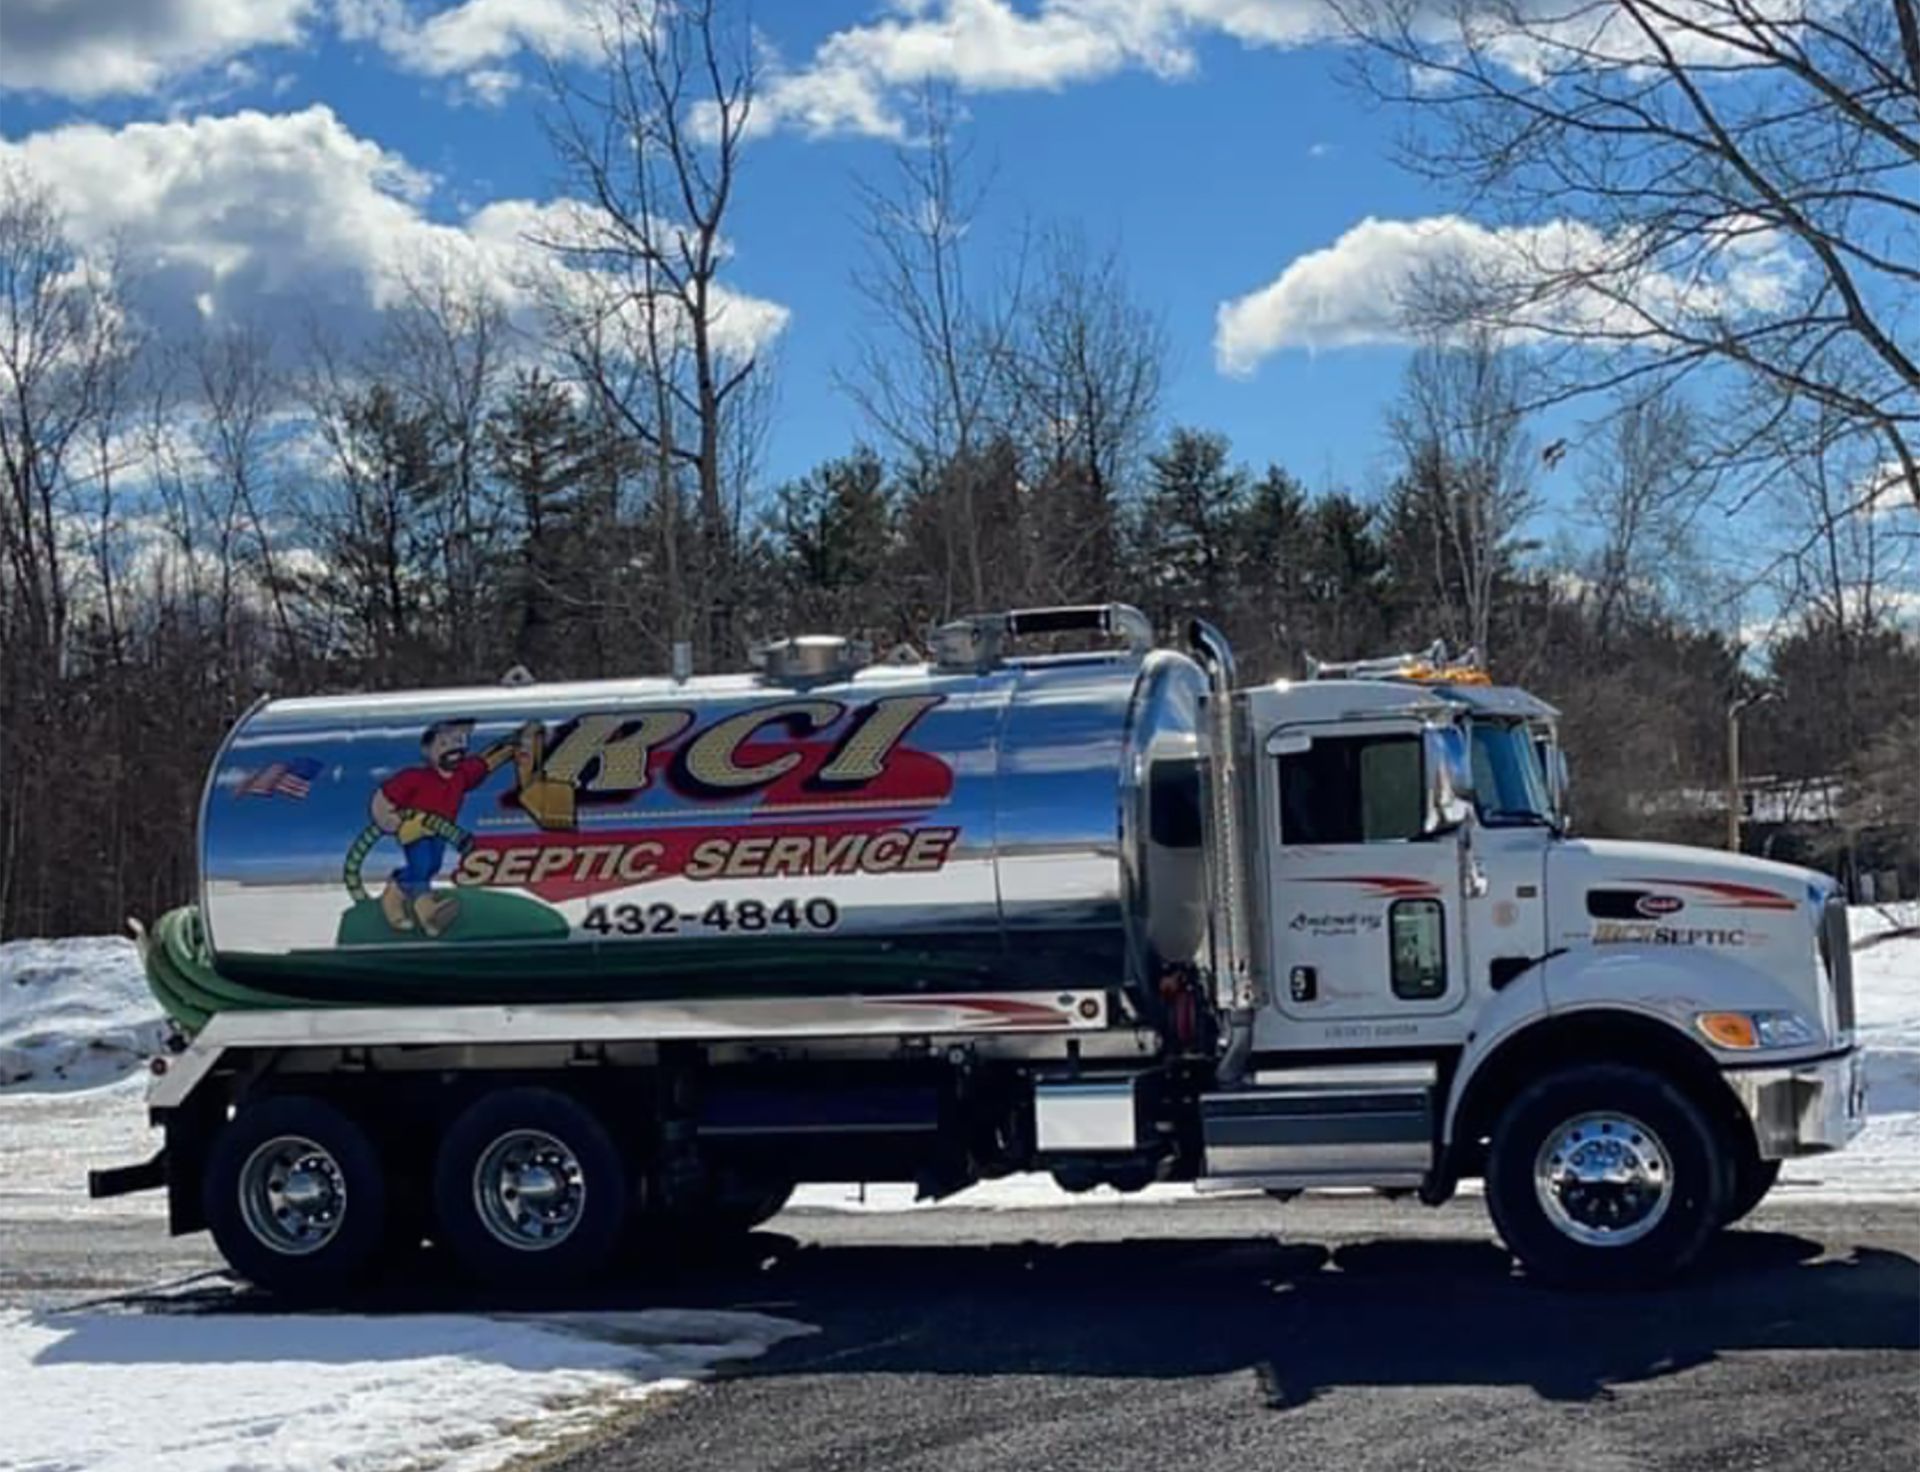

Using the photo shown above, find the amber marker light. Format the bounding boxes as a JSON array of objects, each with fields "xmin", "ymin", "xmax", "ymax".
[{"xmin": 1695, "ymin": 1012, "xmax": 1760, "ymax": 1049}]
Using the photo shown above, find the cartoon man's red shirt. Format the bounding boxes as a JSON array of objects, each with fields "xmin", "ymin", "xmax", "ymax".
[{"xmin": 381, "ymin": 756, "xmax": 489, "ymax": 821}]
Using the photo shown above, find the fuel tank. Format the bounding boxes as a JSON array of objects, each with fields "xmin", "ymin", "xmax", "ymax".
[{"xmin": 195, "ymin": 637, "xmax": 1210, "ymax": 1007}]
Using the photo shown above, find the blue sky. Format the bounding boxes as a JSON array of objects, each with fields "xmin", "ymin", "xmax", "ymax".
[{"xmin": 0, "ymin": 1, "xmax": 1510, "ymax": 503}]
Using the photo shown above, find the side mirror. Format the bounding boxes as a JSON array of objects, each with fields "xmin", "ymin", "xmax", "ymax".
[
  {"xmin": 1532, "ymin": 731, "xmax": 1571, "ymax": 828},
  {"xmin": 1423, "ymin": 725, "xmax": 1474, "ymax": 835}
]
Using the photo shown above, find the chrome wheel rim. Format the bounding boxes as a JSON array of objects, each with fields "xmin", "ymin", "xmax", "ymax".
[
  {"xmin": 473, "ymin": 1129, "xmax": 586, "ymax": 1251},
  {"xmin": 239, "ymin": 1135, "xmax": 347, "ymax": 1256},
  {"xmin": 1534, "ymin": 1111, "xmax": 1673, "ymax": 1247}
]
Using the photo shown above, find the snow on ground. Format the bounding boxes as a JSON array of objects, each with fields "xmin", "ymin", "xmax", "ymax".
[
  {"xmin": 1, "ymin": 939, "xmax": 814, "ymax": 1472},
  {"xmin": 1779, "ymin": 903, "xmax": 1920, "ymax": 1199},
  {"xmin": 1, "ymin": 936, "xmax": 169, "ymax": 1091},
  {"xmin": 0, "ymin": 1306, "xmax": 811, "ymax": 1472}
]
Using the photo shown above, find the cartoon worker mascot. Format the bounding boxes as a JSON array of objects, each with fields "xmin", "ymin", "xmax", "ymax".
[{"xmin": 368, "ymin": 719, "xmax": 534, "ymax": 935}]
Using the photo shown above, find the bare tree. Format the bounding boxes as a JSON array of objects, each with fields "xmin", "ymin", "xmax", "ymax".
[
  {"xmin": 0, "ymin": 166, "xmax": 129, "ymax": 676},
  {"xmin": 543, "ymin": 0, "xmax": 764, "ymax": 667},
  {"xmin": 1579, "ymin": 388, "xmax": 1704, "ymax": 642},
  {"xmin": 383, "ymin": 260, "xmax": 511, "ymax": 675},
  {"xmin": 1341, "ymin": 0, "xmax": 1920, "ymax": 512},
  {"xmin": 844, "ymin": 85, "xmax": 1026, "ymax": 615},
  {"xmin": 1386, "ymin": 330, "xmax": 1537, "ymax": 655},
  {"xmin": 1007, "ymin": 228, "xmax": 1167, "ymax": 599},
  {"xmin": 0, "ymin": 165, "xmax": 134, "ymax": 930},
  {"xmin": 192, "ymin": 324, "xmax": 302, "ymax": 672}
]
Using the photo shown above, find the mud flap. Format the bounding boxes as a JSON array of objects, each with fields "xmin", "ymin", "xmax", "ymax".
[{"xmin": 88, "ymin": 1149, "xmax": 166, "ymax": 1199}]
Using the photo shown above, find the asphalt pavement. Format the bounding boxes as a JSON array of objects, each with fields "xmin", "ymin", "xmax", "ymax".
[
  {"xmin": 5, "ymin": 1193, "xmax": 1916, "ymax": 1472},
  {"xmin": 549, "ymin": 1195, "xmax": 1920, "ymax": 1472}
]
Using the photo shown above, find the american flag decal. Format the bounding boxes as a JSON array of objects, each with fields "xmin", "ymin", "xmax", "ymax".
[{"xmin": 237, "ymin": 757, "xmax": 323, "ymax": 800}]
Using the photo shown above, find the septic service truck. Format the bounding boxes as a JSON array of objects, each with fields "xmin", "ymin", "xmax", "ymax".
[{"xmin": 93, "ymin": 604, "xmax": 1866, "ymax": 1295}]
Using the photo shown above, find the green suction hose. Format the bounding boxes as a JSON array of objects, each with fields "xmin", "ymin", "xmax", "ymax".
[
  {"xmin": 149, "ymin": 906, "xmax": 315, "ymax": 1025},
  {"xmin": 343, "ymin": 811, "xmax": 470, "ymax": 901},
  {"xmin": 147, "ymin": 811, "xmax": 474, "ymax": 1031}
]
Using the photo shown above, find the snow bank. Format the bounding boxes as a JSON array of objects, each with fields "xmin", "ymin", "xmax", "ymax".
[
  {"xmin": 1779, "ymin": 903, "xmax": 1920, "ymax": 1199},
  {"xmin": 1, "ymin": 936, "xmax": 167, "ymax": 1092},
  {"xmin": 0, "ymin": 1306, "xmax": 811, "ymax": 1472}
]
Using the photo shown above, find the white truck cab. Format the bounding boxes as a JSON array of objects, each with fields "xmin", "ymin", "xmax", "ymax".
[{"xmin": 1209, "ymin": 643, "xmax": 1864, "ymax": 1278}]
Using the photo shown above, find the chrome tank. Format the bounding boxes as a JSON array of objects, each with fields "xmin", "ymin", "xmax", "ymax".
[{"xmin": 197, "ymin": 649, "xmax": 1210, "ymax": 1006}]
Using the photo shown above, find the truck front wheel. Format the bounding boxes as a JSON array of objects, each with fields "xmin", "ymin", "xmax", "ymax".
[
  {"xmin": 433, "ymin": 1087, "xmax": 628, "ymax": 1285},
  {"xmin": 203, "ymin": 1094, "xmax": 389, "ymax": 1301},
  {"xmin": 1723, "ymin": 1155, "xmax": 1783, "ymax": 1228},
  {"xmin": 1486, "ymin": 1064, "xmax": 1727, "ymax": 1287}
]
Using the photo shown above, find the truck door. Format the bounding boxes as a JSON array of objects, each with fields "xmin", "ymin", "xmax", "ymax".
[{"xmin": 1258, "ymin": 721, "xmax": 1469, "ymax": 1036}]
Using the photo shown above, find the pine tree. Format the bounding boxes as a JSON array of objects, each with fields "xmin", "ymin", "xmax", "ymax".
[
  {"xmin": 769, "ymin": 449, "xmax": 900, "ymax": 641},
  {"xmin": 1138, "ymin": 428, "xmax": 1246, "ymax": 629},
  {"xmin": 487, "ymin": 370, "xmax": 607, "ymax": 678},
  {"xmin": 1232, "ymin": 465, "xmax": 1312, "ymax": 675}
]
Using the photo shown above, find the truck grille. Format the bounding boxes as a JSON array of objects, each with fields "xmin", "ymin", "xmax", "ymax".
[{"xmin": 1819, "ymin": 896, "xmax": 1855, "ymax": 1036}]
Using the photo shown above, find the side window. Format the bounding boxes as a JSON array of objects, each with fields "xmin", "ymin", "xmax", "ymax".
[
  {"xmin": 1390, "ymin": 899, "xmax": 1448, "ymax": 998},
  {"xmin": 1277, "ymin": 734, "xmax": 1423, "ymax": 844}
]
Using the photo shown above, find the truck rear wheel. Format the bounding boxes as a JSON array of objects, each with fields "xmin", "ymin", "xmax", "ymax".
[
  {"xmin": 433, "ymin": 1087, "xmax": 627, "ymax": 1286},
  {"xmin": 1486, "ymin": 1064, "xmax": 1726, "ymax": 1287},
  {"xmin": 203, "ymin": 1094, "xmax": 389, "ymax": 1301}
]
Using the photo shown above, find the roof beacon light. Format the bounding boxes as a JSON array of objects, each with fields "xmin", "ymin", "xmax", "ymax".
[{"xmin": 1307, "ymin": 640, "xmax": 1491, "ymax": 686}]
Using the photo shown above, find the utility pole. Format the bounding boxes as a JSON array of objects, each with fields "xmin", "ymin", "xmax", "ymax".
[{"xmin": 1726, "ymin": 690, "xmax": 1776, "ymax": 853}]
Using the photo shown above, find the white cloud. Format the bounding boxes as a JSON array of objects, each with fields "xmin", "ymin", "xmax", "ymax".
[
  {"xmin": 742, "ymin": 0, "xmax": 1833, "ymax": 140},
  {"xmin": 460, "ymin": 197, "xmax": 792, "ymax": 359},
  {"xmin": 753, "ymin": 0, "xmax": 1333, "ymax": 139},
  {"xmin": 1213, "ymin": 214, "xmax": 1804, "ymax": 374},
  {"xmin": 340, "ymin": 0, "xmax": 603, "ymax": 93},
  {"xmin": 0, "ymin": 0, "xmax": 313, "ymax": 99},
  {"xmin": 0, "ymin": 107, "xmax": 787, "ymax": 361},
  {"xmin": 1857, "ymin": 463, "xmax": 1918, "ymax": 519},
  {"xmin": 463, "ymin": 67, "xmax": 524, "ymax": 106}
]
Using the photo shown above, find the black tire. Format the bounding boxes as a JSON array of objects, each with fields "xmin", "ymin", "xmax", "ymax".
[
  {"xmin": 203, "ymin": 1094, "xmax": 389, "ymax": 1301},
  {"xmin": 1723, "ymin": 1154, "xmax": 1783, "ymax": 1228},
  {"xmin": 709, "ymin": 1179, "xmax": 793, "ymax": 1234},
  {"xmin": 433, "ymin": 1087, "xmax": 627, "ymax": 1286},
  {"xmin": 635, "ymin": 1177, "xmax": 793, "ymax": 1252},
  {"xmin": 1486, "ymin": 1064, "xmax": 1727, "ymax": 1287}
]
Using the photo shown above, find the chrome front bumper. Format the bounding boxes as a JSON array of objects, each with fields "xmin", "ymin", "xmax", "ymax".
[{"xmin": 1725, "ymin": 1048, "xmax": 1867, "ymax": 1160}]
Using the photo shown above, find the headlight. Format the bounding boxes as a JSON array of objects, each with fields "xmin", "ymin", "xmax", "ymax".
[{"xmin": 1695, "ymin": 1010, "xmax": 1821, "ymax": 1050}]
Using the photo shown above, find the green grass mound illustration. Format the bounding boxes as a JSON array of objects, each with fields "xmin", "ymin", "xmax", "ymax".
[{"xmin": 335, "ymin": 887, "xmax": 569, "ymax": 946}]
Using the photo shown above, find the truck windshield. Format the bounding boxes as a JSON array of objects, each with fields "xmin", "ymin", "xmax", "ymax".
[{"xmin": 1470, "ymin": 720, "xmax": 1554, "ymax": 827}]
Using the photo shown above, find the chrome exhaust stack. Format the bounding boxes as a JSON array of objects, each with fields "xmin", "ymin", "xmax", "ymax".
[{"xmin": 1187, "ymin": 617, "xmax": 1256, "ymax": 1084}]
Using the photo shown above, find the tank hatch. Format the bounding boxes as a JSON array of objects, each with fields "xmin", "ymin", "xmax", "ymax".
[{"xmin": 752, "ymin": 634, "xmax": 873, "ymax": 684}]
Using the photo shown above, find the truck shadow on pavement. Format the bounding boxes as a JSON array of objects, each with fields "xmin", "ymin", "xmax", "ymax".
[
  {"xmin": 66, "ymin": 1224, "xmax": 1918, "ymax": 1408},
  {"xmin": 685, "ymin": 1226, "xmax": 1919, "ymax": 1406}
]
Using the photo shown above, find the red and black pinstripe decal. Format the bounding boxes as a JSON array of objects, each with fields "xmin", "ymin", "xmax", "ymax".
[
  {"xmin": 889, "ymin": 996, "xmax": 1083, "ymax": 1029},
  {"xmin": 1297, "ymin": 875, "xmax": 1443, "ymax": 901},
  {"xmin": 1621, "ymin": 877, "xmax": 1796, "ymax": 911}
]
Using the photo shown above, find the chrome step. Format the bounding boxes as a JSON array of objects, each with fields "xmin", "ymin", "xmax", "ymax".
[{"xmin": 1199, "ymin": 1061, "xmax": 1437, "ymax": 1190}]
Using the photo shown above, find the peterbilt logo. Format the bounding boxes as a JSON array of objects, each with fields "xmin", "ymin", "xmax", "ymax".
[{"xmin": 1636, "ymin": 893, "xmax": 1685, "ymax": 918}]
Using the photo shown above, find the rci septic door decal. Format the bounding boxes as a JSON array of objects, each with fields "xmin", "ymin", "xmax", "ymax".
[{"xmin": 338, "ymin": 696, "xmax": 954, "ymax": 944}]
